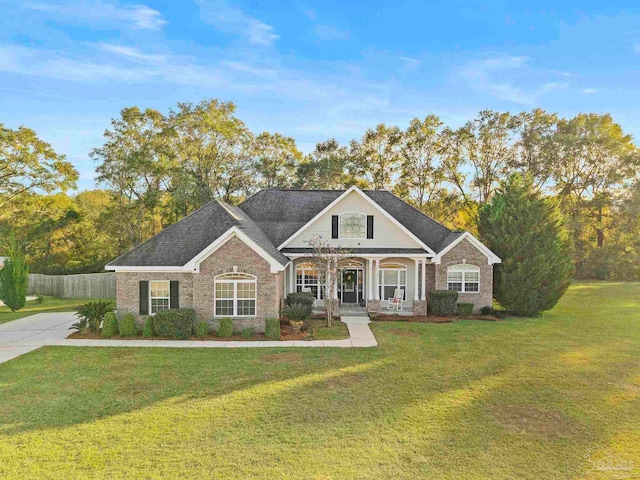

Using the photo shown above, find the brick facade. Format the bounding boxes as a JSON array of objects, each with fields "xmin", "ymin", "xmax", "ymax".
[
  {"xmin": 434, "ymin": 238, "xmax": 494, "ymax": 311},
  {"xmin": 115, "ymin": 236, "xmax": 283, "ymax": 332}
]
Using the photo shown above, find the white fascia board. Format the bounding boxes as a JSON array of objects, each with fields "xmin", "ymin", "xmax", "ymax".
[
  {"xmin": 108, "ymin": 227, "xmax": 287, "ymax": 274},
  {"xmin": 105, "ymin": 266, "xmax": 186, "ymax": 272},
  {"xmin": 185, "ymin": 227, "xmax": 286, "ymax": 274},
  {"xmin": 283, "ymin": 253, "xmax": 432, "ymax": 259},
  {"xmin": 432, "ymin": 232, "xmax": 502, "ymax": 265},
  {"xmin": 277, "ymin": 186, "xmax": 437, "ymax": 255}
]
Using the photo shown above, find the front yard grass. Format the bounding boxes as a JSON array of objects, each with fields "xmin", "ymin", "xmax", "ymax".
[
  {"xmin": 0, "ymin": 297, "xmax": 115, "ymax": 325},
  {"xmin": 308, "ymin": 318, "xmax": 349, "ymax": 340},
  {"xmin": 0, "ymin": 281, "xmax": 638, "ymax": 479}
]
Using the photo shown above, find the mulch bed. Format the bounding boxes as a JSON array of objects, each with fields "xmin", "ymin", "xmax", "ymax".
[
  {"xmin": 69, "ymin": 326, "xmax": 312, "ymax": 342},
  {"xmin": 371, "ymin": 314, "xmax": 499, "ymax": 323}
]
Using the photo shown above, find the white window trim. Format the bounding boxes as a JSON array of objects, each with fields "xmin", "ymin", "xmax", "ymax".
[
  {"xmin": 339, "ymin": 211, "xmax": 367, "ymax": 239},
  {"xmin": 149, "ymin": 280, "xmax": 170, "ymax": 315},
  {"xmin": 447, "ymin": 265, "xmax": 480, "ymax": 294},
  {"xmin": 296, "ymin": 264, "xmax": 322, "ymax": 300},
  {"xmin": 214, "ymin": 273, "xmax": 257, "ymax": 318},
  {"xmin": 379, "ymin": 263, "xmax": 407, "ymax": 300}
]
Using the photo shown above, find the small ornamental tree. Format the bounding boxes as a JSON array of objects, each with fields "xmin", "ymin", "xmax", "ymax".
[
  {"xmin": 0, "ymin": 235, "xmax": 29, "ymax": 312},
  {"xmin": 478, "ymin": 174, "xmax": 574, "ymax": 316},
  {"xmin": 305, "ymin": 235, "xmax": 351, "ymax": 327}
]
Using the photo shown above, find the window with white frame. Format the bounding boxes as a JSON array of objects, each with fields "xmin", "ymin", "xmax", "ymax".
[
  {"xmin": 339, "ymin": 212, "xmax": 366, "ymax": 238},
  {"xmin": 296, "ymin": 262, "xmax": 323, "ymax": 299},
  {"xmin": 447, "ymin": 265, "xmax": 480, "ymax": 293},
  {"xmin": 214, "ymin": 272, "xmax": 257, "ymax": 317},
  {"xmin": 150, "ymin": 280, "xmax": 170, "ymax": 314},
  {"xmin": 378, "ymin": 263, "xmax": 407, "ymax": 300}
]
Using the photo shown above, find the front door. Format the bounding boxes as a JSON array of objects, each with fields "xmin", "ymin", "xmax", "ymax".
[{"xmin": 342, "ymin": 269, "xmax": 358, "ymax": 303}]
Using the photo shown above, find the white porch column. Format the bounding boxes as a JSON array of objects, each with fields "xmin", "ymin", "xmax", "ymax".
[
  {"xmin": 414, "ymin": 258, "xmax": 420, "ymax": 301},
  {"xmin": 421, "ymin": 259, "xmax": 427, "ymax": 301},
  {"xmin": 367, "ymin": 258, "xmax": 373, "ymax": 299},
  {"xmin": 289, "ymin": 260, "xmax": 295, "ymax": 294},
  {"xmin": 374, "ymin": 259, "xmax": 380, "ymax": 300}
]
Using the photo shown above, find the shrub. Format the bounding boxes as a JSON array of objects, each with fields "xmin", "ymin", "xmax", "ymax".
[
  {"xmin": 282, "ymin": 302, "xmax": 311, "ymax": 322},
  {"xmin": 241, "ymin": 327, "xmax": 255, "ymax": 339},
  {"xmin": 119, "ymin": 313, "xmax": 137, "ymax": 337},
  {"xmin": 143, "ymin": 316, "xmax": 154, "ymax": 337},
  {"xmin": 429, "ymin": 290, "xmax": 458, "ymax": 316},
  {"xmin": 0, "ymin": 235, "xmax": 28, "ymax": 312},
  {"xmin": 217, "ymin": 318, "xmax": 233, "ymax": 338},
  {"xmin": 478, "ymin": 174, "xmax": 573, "ymax": 316},
  {"xmin": 286, "ymin": 292, "xmax": 314, "ymax": 316},
  {"xmin": 101, "ymin": 312, "xmax": 119, "ymax": 338},
  {"xmin": 265, "ymin": 318, "xmax": 280, "ymax": 340},
  {"xmin": 73, "ymin": 300, "xmax": 114, "ymax": 333},
  {"xmin": 196, "ymin": 322, "xmax": 209, "ymax": 339},
  {"xmin": 35, "ymin": 295, "xmax": 44, "ymax": 304},
  {"xmin": 479, "ymin": 306, "xmax": 493, "ymax": 316},
  {"xmin": 457, "ymin": 302, "xmax": 474, "ymax": 316},
  {"xmin": 153, "ymin": 309, "xmax": 197, "ymax": 339}
]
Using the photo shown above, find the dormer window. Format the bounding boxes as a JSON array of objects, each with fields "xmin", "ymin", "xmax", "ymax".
[{"xmin": 339, "ymin": 212, "xmax": 366, "ymax": 239}]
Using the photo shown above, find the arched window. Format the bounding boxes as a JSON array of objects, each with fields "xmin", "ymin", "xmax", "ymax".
[
  {"xmin": 379, "ymin": 263, "xmax": 407, "ymax": 300},
  {"xmin": 296, "ymin": 262, "xmax": 322, "ymax": 300},
  {"xmin": 447, "ymin": 265, "xmax": 480, "ymax": 293},
  {"xmin": 214, "ymin": 272, "xmax": 257, "ymax": 317},
  {"xmin": 339, "ymin": 212, "xmax": 366, "ymax": 238}
]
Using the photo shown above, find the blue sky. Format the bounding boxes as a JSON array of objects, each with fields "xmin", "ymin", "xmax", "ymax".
[{"xmin": 1, "ymin": 0, "xmax": 640, "ymax": 190}]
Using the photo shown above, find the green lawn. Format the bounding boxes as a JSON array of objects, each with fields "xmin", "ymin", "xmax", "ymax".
[
  {"xmin": 0, "ymin": 282, "xmax": 638, "ymax": 479},
  {"xmin": 0, "ymin": 297, "xmax": 115, "ymax": 325},
  {"xmin": 308, "ymin": 318, "xmax": 349, "ymax": 340}
]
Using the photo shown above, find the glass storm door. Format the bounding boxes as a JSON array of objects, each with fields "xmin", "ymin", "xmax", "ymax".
[{"xmin": 342, "ymin": 269, "xmax": 358, "ymax": 303}]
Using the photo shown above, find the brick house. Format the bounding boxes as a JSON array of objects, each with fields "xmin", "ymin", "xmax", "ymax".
[{"xmin": 106, "ymin": 187, "xmax": 500, "ymax": 331}]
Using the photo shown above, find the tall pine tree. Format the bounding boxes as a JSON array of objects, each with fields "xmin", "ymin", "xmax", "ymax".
[
  {"xmin": 0, "ymin": 235, "xmax": 29, "ymax": 312},
  {"xmin": 478, "ymin": 174, "xmax": 573, "ymax": 316}
]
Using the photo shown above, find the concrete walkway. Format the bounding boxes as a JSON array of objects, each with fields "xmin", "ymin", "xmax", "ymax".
[{"xmin": 0, "ymin": 312, "xmax": 378, "ymax": 364}]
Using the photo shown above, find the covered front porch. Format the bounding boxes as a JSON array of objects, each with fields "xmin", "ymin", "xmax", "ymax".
[{"xmin": 284, "ymin": 253, "xmax": 432, "ymax": 316}]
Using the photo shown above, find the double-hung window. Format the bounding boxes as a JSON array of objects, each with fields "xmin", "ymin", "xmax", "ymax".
[
  {"xmin": 296, "ymin": 263, "xmax": 322, "ymax": 299},
  {"xmin": 215, "ymin": 273, "xmax": 257, "ymax": 317},
  {"xmin": 378, "ymin": 263, "xmax": 407, "ymax": 300},
  {"xmin": 447, "ymin": 265, "xmax": 480, "ymax": 293},
  {"xmin": 150, "ymin": 280, "xmax": 170, "ymax": 314}
]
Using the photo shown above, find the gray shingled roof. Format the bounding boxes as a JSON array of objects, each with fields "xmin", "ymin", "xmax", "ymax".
[
  {"xmin": 107, "ymin": 200, "xmax": 288, "ymax": 267},
  {"xmin": 281, "ymin": 248, "xmax": 428, "ymax": 255},
  {"xmin": 108, "ymin": 188, "xmax": 460, "ymax": 267},
  {"xmin": 239, "ymin": 189, "xmax": 457, "ymax": 253}
]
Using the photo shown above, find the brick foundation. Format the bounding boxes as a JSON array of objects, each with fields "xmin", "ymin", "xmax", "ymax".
[
  {"xmin": 366, "ymin": 299, "xmax": 380, "ymax": 314},
  {"xmin": 413, "ymin": 300, "xmax": 427, "ymax": 316}
]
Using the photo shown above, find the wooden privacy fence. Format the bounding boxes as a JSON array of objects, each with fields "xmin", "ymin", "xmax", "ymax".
[{"xmin": 28, "ymin": 273, "xmax": 116, "ymax": 299}]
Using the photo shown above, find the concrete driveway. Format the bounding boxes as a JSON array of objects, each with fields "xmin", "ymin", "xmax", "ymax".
[{"xmin": 0, "ymin": 312, "xmax": 76, "ymax": 364}]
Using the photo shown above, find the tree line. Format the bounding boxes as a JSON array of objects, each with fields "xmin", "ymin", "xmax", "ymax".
[{"xmin": 1, "ymin": 99, "xmax": 639, "ymax": 280}]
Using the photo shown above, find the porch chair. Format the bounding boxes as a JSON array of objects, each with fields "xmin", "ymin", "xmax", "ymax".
[
  {"xmin": 386, "ymin": 288, "xmax": 404, "ymax": 311},
  {"xmin": 301, "ymin": 288, "xmax": 318, "ymax": 308}
]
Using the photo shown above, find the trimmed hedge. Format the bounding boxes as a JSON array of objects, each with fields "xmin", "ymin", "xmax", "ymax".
[
  {"xmin": 101, "ymin": 312, "xmax": 119, "ymax": 338},
  {"xmin": 119, "ymin": 313, "xmax": 137, "ymax": 337},
  {"xmin": 241, "ymin": 327, "xmax": 255, "ymax": 339},
  {"xmin": 153, "ymin": 309, "xmax": 197, "ymax": 339},
  {"xmin": 196, "ymin": 322, "xmax": 209, "ymax": 339},
  {"xmin": 286, "ymin": 292, "xmax": 314, "ymax": 317},
  {"xmin": 142, "ymin": 317, "xmax": 154, "ymax": 337},
  {"xmin": 429, "ymin": 290, "xmax": 459, "ymax": 316},
  {"xmin": 265, "ymin": 318, "xmax": 280, "ymax": 340},
  {"xmin": 457, "ymin": 302, "xmax": 474, "ymax": 316},
  {"xmin": 217, "ymin": 318, "xmax": 233, "ymax": 338}
]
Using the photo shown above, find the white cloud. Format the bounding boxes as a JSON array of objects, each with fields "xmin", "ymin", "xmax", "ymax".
[
  {"xmin": 580, "ymin": 88, "xmax": 599, "ymax": 94},
  {"xmin": 461, "ymin": 55, "xmax": 566, "ymax": 105},
  {"xmin": 26, "ymin": 1, "xmax": 167, "ymax": 30},
  {"xmin": 399, "ymin": 56, "xmax": 421, "ymax": 71},
  {"xmin": 197, "ymin": 0, "xmax": 279, "ymax": 46},
  {"xmin": 314, "ymin": 25, "xmax": 349, "ymax": 41},
  {"xmin": 96, "ymin": 43, "xmax": 167, "ymax": 63}
]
